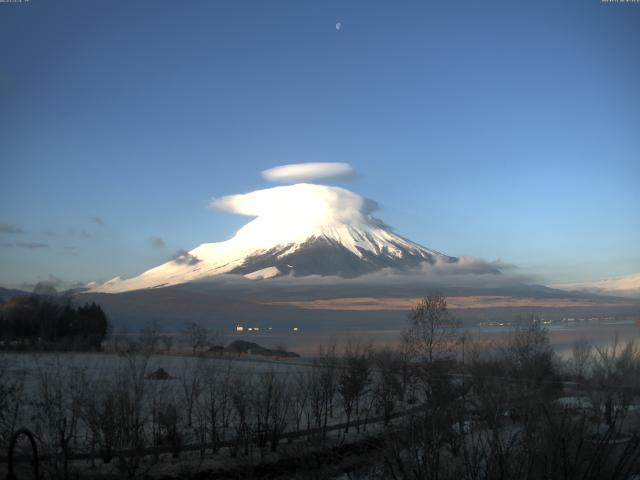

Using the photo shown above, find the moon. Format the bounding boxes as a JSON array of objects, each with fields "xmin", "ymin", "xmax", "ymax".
[{"xmin": 335, "ymin": 22, "xmax": 341, "ymax": 31}]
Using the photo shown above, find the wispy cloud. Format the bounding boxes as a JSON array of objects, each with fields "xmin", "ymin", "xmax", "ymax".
[
  {"xmin": 22, "ymin": 274, "xmax": 65, "ymax": 295},
  {"xmin": 91, "ymin": 216, "xmax": 105, "ymax": 226},
  {"xmin": 421, "ymin": 256, "xmax": 516, "ymax": 275},
  {"xmin": 262, "ymin": 162, "xmax": 356, "ymax": 184},
  {"xmin": 178, "ymin": 263, "xmax": 534, "ymax": 295},
  {"xmin": 15, "ymin": 241, "xmax": 49, "ymax": 249},
  {"xmin": 66, "ymin": 227, "xmax": 93, "ymax": 238},
  {"xmin": 149, "ymin": 236, "xmax": 166, "ymax": 248},
  {"xmin": 0, "ymin": 223, "xmax": 24, "ymax": 234},
  {"xmin": 172, "ymin": 249, "xmax": 201, "ymax": 266},
  {"xmin": 1, "ymin": 241, "xmax": 50, "ymax": 249}
]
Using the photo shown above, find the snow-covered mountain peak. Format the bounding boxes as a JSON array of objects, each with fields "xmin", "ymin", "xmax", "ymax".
[{"xmin": 90, "ymin": 183, "xmax": 453, "ymax": 293}]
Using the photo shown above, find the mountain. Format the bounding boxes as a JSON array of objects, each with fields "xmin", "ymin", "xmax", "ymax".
[
  {"xmin": 91, "ymin": 184, "xmax": 457, "ymax": 293},
  {"xmin": 551, "ymin": 273, "xmax": 640, "ymax": 299},
  {"xmin": 79, "ymin": 182, "xmax": 640, "ymax": 332},
  {"xmin": 0, "ymin": 286, "xmax": 30, "ymax": 303}
]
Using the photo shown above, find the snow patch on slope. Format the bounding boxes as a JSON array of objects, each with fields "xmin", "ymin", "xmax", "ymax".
[{"xmin": 243, "ymin": 266, "xmax": 283, "ymax": 280}]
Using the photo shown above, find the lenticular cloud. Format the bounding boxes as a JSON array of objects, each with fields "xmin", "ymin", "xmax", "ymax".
[{"xmin": 262, "ymin": 162, "xmax": 355, "ymax": 183}]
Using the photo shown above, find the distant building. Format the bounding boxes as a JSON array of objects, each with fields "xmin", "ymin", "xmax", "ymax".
[{"xmin": 235, "ymin": 324, "xmax": 268, "ymax": 333}]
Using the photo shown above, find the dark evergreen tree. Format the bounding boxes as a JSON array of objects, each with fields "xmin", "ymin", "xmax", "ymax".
[{"xmin": 0, "ymin": 295, "xmax": 109, "ymax": 350}]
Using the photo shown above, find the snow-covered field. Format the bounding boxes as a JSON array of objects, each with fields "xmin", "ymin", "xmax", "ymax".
[
  {"xmin": 0, "ymin": 349, "xmax": 412, "ymax": 478},
  {"xmin": 1, "ymin": 352, "xmax": 308, "ymax": 418}
]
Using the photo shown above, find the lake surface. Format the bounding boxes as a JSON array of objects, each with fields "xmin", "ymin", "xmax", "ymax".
[{"xmin": 224, "ymin": 320, "xmax": 640, "ymax": 358}]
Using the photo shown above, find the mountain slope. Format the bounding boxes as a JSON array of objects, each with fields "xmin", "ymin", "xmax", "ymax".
[
  {"xmin": 0, "ymin": 286, "xmax": 30, "ymax": 303},
  {"xmin": 91, "ymin": 184, "xmax": 455, "ymax": 293}
]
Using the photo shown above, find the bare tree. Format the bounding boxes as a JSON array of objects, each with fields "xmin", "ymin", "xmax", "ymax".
[
  {"xmin": 178, "ymin": 358, "xmax": 204, "ymax": 430},
  {"xmin": 156, "ymin": 401, "xmax": 181, "ymax": 458},
  {"xmin": 199, "ymin": 362, "xmax": 233, "ymax": 453},
  {"xmin": 160, "ymin": 334, "xmax": 173, "ymax": 354},
  {"xmin": 140, "ymin": 320, "xmax": 162, "ymax": 354},
  {"xmin": 590, "ymin": 336, "xmax": 640, "ymax": 425},
  {"xmin": 100, "ymin": 351, "xmax": 155, "ymax": 478},
  {"xmin": 230, "ymin": 374, "xmax": 252, "ymax": 458},
  {"xmin": 384, "ymin": 379, "xmax": 461, "ymax": 480},
  {"xmin": 0, "ymin": 355, "xmax": 24, "ymax": 450},
  {"xmin": 31, "ymin": 355, "xmax": 86, "ymax": 480},
  {"xmin": 373, "ymin": 348, "xmax": 403, "ymax": 425},
  {"xmin": 252, "ymin": 369, "xmax": 290, "ymax": 457},
  {"xmin": 571, "ymin": 338, "xmax": 592, "ymax": 380},
  {"xmin": 110, "ymin": 325, "xmax": 138, "ymax": 353},
  {"xmin": 318, "ymin": 342, "xmax": 338, "ymax": 420},
  {"xmin": 506, "ymin": 315, "xmax": 557, "ymax": 396},
  {"xmin": 305, "ymin": 358, "xmax": 337, "ymax": 443},
  {"xmin": 289, "ymin": 372, "xmax": 309, "ymax": 437},
  {"xmin": 305, "ymin": 366, "xmax": 326, "ymax": 440},
  {"xmin": 182, "ymin": 321, "xmax": 209, "ymax": 355},
  {"xmin": 402, "ymin": 294, "xmax": 460, "ymax": 363},
  {"xmin": 464, "ymin": 345, "xmax": 522, "ymax": 480},
  {"xmin": 319, "ymin": 343, "xmax": 339, "ymax": 438},
  {"xmin": 208, "ymin": 329, "xmax": 226, "ymax": 349},
  {"xmin": 338, "ymin": 340, "xmax": 371, "ymax": 433}
]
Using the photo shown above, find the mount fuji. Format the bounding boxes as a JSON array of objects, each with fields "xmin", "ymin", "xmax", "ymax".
[
  {"xmin": 80, "ymin": 178, "xmax": 640, "ymax": 331},
  {"xmin": 90, "ymin": 183, "xmax": 459, "ymax": 293}
]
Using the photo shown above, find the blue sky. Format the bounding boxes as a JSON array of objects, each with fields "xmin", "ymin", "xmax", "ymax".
[{"xmin": 1, "ymin": 0, "xmax": 639, "ymax": 289}]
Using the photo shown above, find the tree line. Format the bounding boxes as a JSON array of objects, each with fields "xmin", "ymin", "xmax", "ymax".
[{"xmin": 0, "ymin": 295, "xmax": 109, "ymax": 350}]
